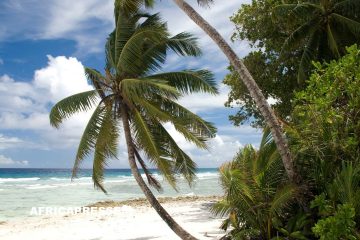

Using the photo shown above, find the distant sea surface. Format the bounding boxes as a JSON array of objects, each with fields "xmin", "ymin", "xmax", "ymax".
[{"xmin": 0, "ymin": 168, "xmax": 221, "ymax": 221}]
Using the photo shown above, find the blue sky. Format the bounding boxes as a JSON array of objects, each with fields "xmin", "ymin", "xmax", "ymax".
[{"xmin": 0, "ymin": 0, "xmax": 261, "ymax": 169}]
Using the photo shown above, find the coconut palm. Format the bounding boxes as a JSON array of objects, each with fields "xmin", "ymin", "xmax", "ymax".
[
  {"xmin": 274, "ymin": 0, "xmax": 360, "ymax": 82},
  {"xmin": 164, "ymin": 0, "xmax": 298, "ymax": 185},
  {"xmin": 113, "ymin": 0, "xmax": 297, "ymax": 185},
  {"xmin": 212, "ymin": 128, "xmax": 298, "ymax": 239},
  {"xmin": 49, "ymin": 8, "xmax": 217, "ymax": 240}
]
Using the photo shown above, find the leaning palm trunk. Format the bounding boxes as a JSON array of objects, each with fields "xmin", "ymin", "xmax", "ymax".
[
  {"xmin": 172, "ymin": 0, "xmax": 297, "ymax": 183},
  {"xmin": 121, "ymin": 105, "xmax": 198, "ymax": 240}
]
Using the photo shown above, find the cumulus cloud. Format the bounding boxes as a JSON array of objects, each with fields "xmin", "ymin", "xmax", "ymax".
[
  {"xmin": 0, "ymin": 56, "xmax": 96, "ymax": 148},
  {"xmin": 34, "ymin": 55, "xmax": 92, "ymax": 102},
  {"xmin": 0, "ymin": 155, "xmax": 28, "ymax": 166},
  {"xmin": 178, "ymin": 84, "xmax": 229, "ymax": 113},
  {"xmin": 161, "ymin": 122, "xmax": 248, "ymax": 167},
  {"xmin": 0, "ymin": 0, "xmax": 251, "ymax": 59},
  {"xmin": 0, "ymin": 134, "xmax": 23, "ymax": 149}
]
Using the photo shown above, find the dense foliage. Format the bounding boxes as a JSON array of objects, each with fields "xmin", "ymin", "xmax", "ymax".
[
  {"xmin": 212, "ymin": 128, "xmax": 298, "ymax": 239},
  {"xmin": 224, "ymin": 0, "xmax": 360, "ymax": 127},
  {"xmin": 218, "ymin": 45, "xmax": 360, "ymax": 239},
  {"xmin": 290, "ymin": 45, "xmax": 360, "ymax": 192},
  {"xmin": 274, "ymin": 0, "xmax": 360, "ymax": 83},
  {"xmin": 224, "ymin": 0, "xmax": 300, "ymax": 127}
]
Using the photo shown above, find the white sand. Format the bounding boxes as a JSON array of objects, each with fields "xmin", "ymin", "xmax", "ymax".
[{"xmin": 0, "ymin": 197, "xmax": 226, "ymax": 240}]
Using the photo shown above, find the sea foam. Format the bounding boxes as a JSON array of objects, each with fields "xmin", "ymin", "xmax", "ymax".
[{"xmin": 0, "ymin": 177, "xmax": 40, "ymax": 183}]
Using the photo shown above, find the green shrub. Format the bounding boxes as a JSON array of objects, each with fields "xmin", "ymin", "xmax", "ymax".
[
  {"xmin": 311, "ymin": 199, "xmax": 357, "ymax": 240},
  {"xmin": 290, "ymin": 44, "xmax": 360, "ymax": 191},
  {"xmin": 212, "ymin": 128, "xmax": 298, "ymax": 239}
]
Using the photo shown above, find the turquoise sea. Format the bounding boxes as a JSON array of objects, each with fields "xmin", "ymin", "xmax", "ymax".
[{"xmin": 0, "ymin": 168, "xmax": 222, "ymax": 221}]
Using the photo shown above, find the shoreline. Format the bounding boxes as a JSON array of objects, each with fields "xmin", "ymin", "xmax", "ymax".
[
  {"xmin": 0, "ymin": 195, "xmax": 226, "ymax": 240},
  {"xmin": 86, "ymin": 195, "xmax": 222, "ymax": 208}
]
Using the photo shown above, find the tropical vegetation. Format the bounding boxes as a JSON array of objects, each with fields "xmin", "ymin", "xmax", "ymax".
[
  {"xmin": 49, "ymin": 2, "xmax": 218, "ymax": 239},
  {"xmin": 216, "ymin": 0, "xmax": 360, "ymax": 238},
  {"xmin": 212, "ymin": 128, "xmax": 298, "ymax": 239},
  {"xmin": 216, "ymin": 45, "xmax": 360, "ymax": 239}
]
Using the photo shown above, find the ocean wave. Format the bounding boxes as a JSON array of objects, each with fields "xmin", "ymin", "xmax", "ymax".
[
  {"xmin": 25, "ymin": 184, "xmax": 58, "ymax": 190},
  {"xmin": 0, "ymin": 177, "xmax": 40, "ymax": 183},
  {"xmin": 105, "ymin": 179, "xmax": 132, "ymax": 184},
  {"xmin": 77, "ymin": 177, "xmax": 92, "ymax": 181},
  {"xmin": 196, "ymin": 172, "xmax": 219, "ymax": 179},
  {"xmin": 49, "ymin": 177, "xmax": 70, "ymax": 181}
]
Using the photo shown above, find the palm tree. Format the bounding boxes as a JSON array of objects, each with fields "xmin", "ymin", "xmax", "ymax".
[
  {"xmin": 212, "ymin": 128, "xmax": 298, "ymax": 239},
  {"xmin": 113, "ymin": 0, "xmax": 298, "ymax": 193},
  {"xmin": 49, "ymin": 7, "xmax": 218, "ymax": 240},
  {"xmin": 274, "ymin": 0, "xmax": 360, "ymax": 82},
  {"xmin": 168, "ymin": 0, "xmax": 299, "ymax": 186}
]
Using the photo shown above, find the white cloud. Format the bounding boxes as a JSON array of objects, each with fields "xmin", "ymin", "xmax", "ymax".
[
  {"xmin": 34, "ymin": 55, "xmax": 92, "ymax": 103},
  {"xmin": 1, "ymin": 0, "xmax": 251, "ymax": 58},
  {"xmin": 0, "ymin": 134, "xmax": 23, "ymax": 149},
  {"xmin": 178, "ymin": 84, "xmax": 228, "ymax": 113},
  {"xmin": 0, "ymin": 56, "xmax": 96, "ymax": 149},
  {"xmin": 0, "ymin": 155, "xmax": 28, "ymax": 166},
  {"xmin": 195, "ymin": 134, "xmax": 243, "ymax": 166},
  {"xmin": 161, "ymin": 123, "xmax": 262, "ymax": 167},
  {"xmin": 41, "ymin": 0, "xmax": 114, "ymax": 54}
]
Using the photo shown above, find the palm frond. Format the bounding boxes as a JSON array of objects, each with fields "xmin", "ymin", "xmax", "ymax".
[
  {"xmin": 330, "ymin": 163, "xmax": 360, "ymax": 212},
  {"xmin": 134, "ymin": 148, "xmax": 163, "ymax": 192},
  {"xmin": 72, "ymin": 105, "xmax": 106, "ymax": 179},
  {"xmin": 131, "ymin": 108, "xmax": 177, "ymax": 188},
  {"xmin": 146, "ymin": 70, "xmax": 218, "ymax": 94},
  {"xmin": 121, "ymin": 78, "xmax": 181, "ymax": 101},
  {"xmin": 160, "ymin": 100, "xmax": 217, "ymax": 138},
  {"xmin": 131, "ymin": 108, "xmax": 160, "ymax": 161},
  {"xmin": 92, "ymin": 108, "xmax": 119, "ymax": 193},
  {"xmin": 332, "ymin": 13, "xmax": 360, "ymax": 39},
  {"xmin": 334, "ymin": 0, "xmax": 360, "ymax": 17},
  {"xmin": 114, "ymin": 10, "xmax": 137, "ymax": 65},
  {"xmin": 326, "ymin": 24, "xmax": 341, "ymax": 58},
  {"xmin": 173, "ymin": 122, "xmax": 208, "ymax": 149},
  {"xmin": 167, "ymin": 32, "xmax": 202, "ymax": 57},
  {"xmin": 105, "ymin": 31, "xmax": 116, "ymax": 70},
  {"xmin": 139, "ymin": 32, "xmax": 202, "ymax": 74},
  {"xmin": 281, "ymin": 17, "xmax": 320, "ymax": 56},
  {"xmin": 85, "ymin": 67, "xmax": 110, "ymax": 87},
  {"xmin": 49, "ymin": 90, "xmax": 98, "ymax": 128},
  {"xmin": 269, "ymin": 184, "xmax": 297, "ymax": 216},
  {"xmin": 117, "ymin": 28, "xmax": 167, "ymax": 74},
  {"xmin": 211, "ymin": 199, "xmax": 232, "ymax": 217},
  {"xmin": 114, "ymin": 0, "xmax": 154, "ymax": 19},
  {"xmin": 139, "ymin": 13, "xmax": 165, "ymax": 28},
  {"xmin": 298, "ymin": 30, "xmax": 320, "ymax": 83},
  {"xmin": 136, "ymin": 99, "xmax": 174, "ymax": 123},
  {"xmin": 152, "ymin": 122, "xmax": 197, "ymax": 184},
  {"xmin": 273, "ymin": 3, "xmax": 321, "ymax": 20}
]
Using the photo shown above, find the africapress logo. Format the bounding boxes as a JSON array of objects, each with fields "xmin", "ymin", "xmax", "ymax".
[{"xmin": 29, "ymin": 206, "xmax": 128, "ymax": 216}]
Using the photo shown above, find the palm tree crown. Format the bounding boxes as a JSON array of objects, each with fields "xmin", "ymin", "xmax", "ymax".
[
  {"xmin": 274, "ymin": 0, "xmax": 360, "ymax": 82},
  {"xmin": 49, "ymin": 9, "xmax": 218, "ymax": 192}
]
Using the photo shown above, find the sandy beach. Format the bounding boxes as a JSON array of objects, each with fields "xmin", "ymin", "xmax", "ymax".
[{"xmin": 0, "ymin": 196, "xmax": 226, "ymax": 240}]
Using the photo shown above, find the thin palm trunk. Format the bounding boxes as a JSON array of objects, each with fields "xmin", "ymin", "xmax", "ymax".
[
  {"xmin": 172, "ymin": 0, "xmax": 297, "ymax": 183},
  {"xmin": 120, "ymin": 105, "xmax": 198, "ymax": 240}
]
